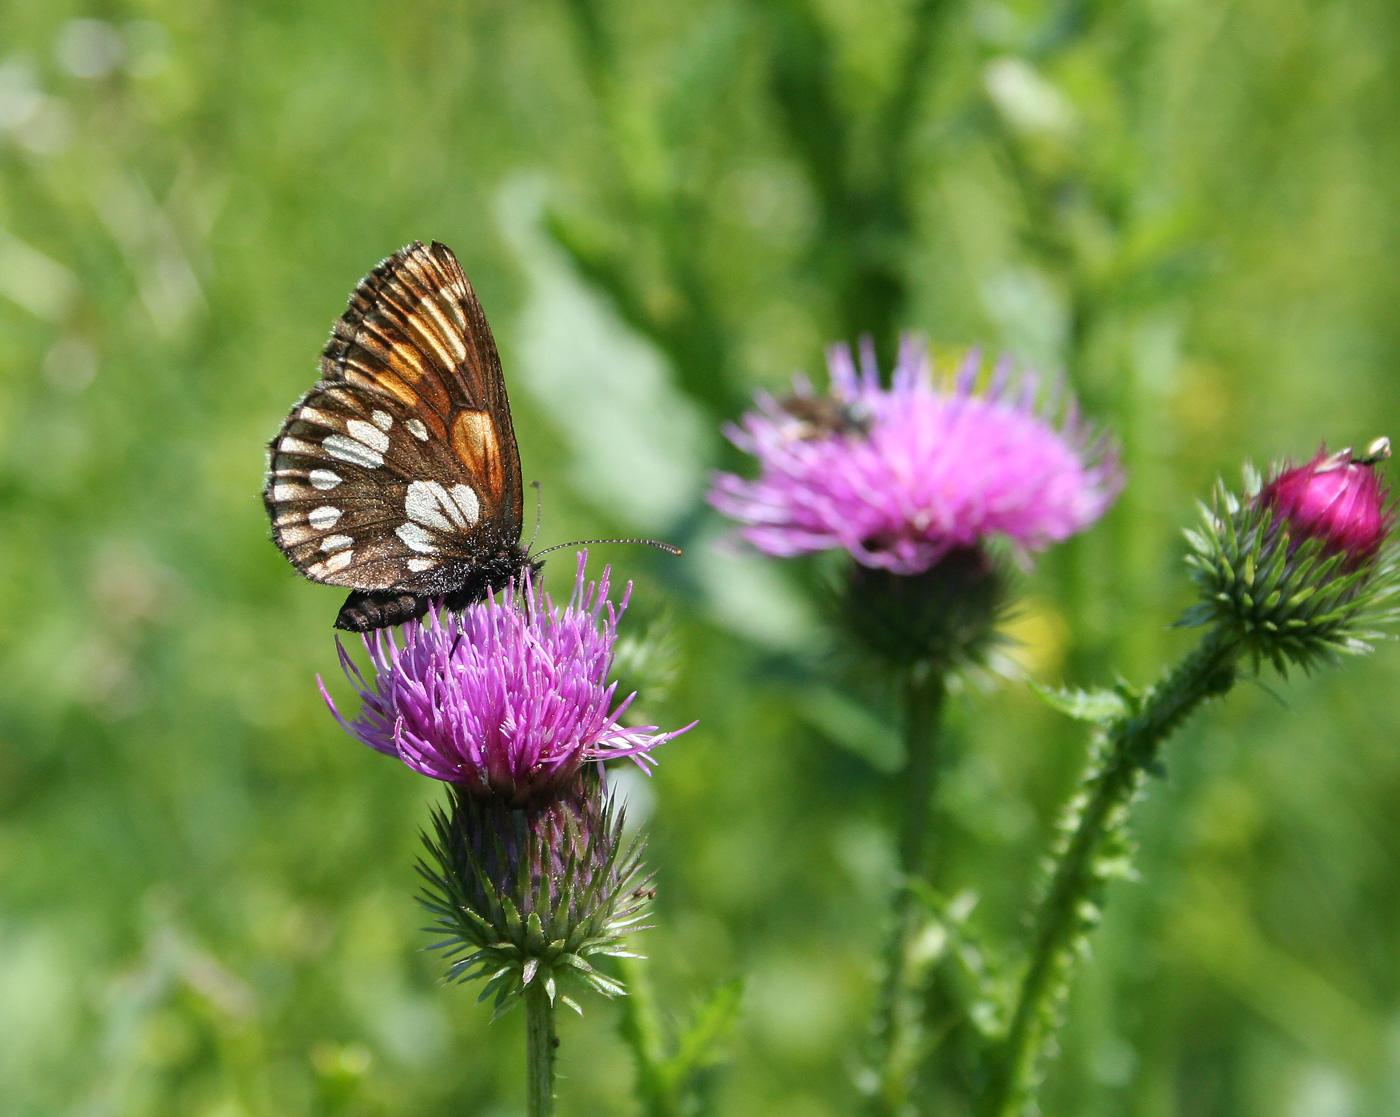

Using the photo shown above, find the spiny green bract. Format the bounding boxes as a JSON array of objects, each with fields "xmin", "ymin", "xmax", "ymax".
[
  {"xmin": 1181, "ymin": 469, "xmax": 1400, "ymax": 674},
  {"xmin": 417, "ymin": 775, "xmax": 651, "ymax": 1017}
]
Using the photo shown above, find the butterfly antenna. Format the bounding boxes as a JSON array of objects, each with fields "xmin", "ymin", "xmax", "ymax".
[
  {"xmin": 527, "ymin": 481, "xmax": 544, "ymax": 552},
  {"xmin": 531, "ymin": 537, "xmax": 682, "ymax": 560}
]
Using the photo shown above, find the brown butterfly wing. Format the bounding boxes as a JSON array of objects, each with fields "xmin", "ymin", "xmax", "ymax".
[{"xmin": 263, "ymin": 242, "xmax": 525, "ymax": 597}]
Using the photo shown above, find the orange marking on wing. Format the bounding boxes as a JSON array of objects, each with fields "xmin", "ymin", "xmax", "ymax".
[
  {"xmin": 451, "ymin": 410, "xmax": 504, "ymax": 499},
  {"xmin": 384, "ymin": 338, "xmax": 430, "ymax": 383},
  {"xmin": 341, "ymin": 366, "xmax": 416, "ymax": 410},
  {"xmin": 409, "ymin": 294, "xmax": 467, "ymax": 366}
]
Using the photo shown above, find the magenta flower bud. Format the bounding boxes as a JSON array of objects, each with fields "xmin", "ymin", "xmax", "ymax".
[
  {"xmin": 1261, "ymin": 441, "xmax": 1393, "ymax": 563},
  {"xmin": 1182, "ymin": 439, "xmax": 1400, "ymax": 673}
]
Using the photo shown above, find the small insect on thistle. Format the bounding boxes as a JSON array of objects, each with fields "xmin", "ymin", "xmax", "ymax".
[
  {"xmin": 1355, "ymin": 436, "xmax": 1392, "ymax": 466},
  {"xmin": 774, "ymin": 393, "xmax": 874, "ymax": 441}
]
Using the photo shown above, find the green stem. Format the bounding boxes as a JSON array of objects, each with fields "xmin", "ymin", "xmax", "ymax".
[
  {"xmin": 980, "ymin": 628, "xmax": 1239, "ymax": 1117},
  {"xmin": 869, "ymin": 666, "xmax": 947, "ymax": 1115},
  {"xmin": 526, "ymin": 983, "xmax": 557, "ymax": 1117}
]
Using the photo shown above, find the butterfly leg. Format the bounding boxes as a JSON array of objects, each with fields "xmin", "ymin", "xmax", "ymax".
[{"xmin": 335, "ymin": 590, "xmax": 428, "ymax": 632}]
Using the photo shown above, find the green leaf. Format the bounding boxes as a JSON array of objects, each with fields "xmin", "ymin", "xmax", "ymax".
[
  {"xmin": 792, "ymin": 684, "xmax": 903, "ymax": 772},
  {"xmin": 1027, "ymin": 681, "xmax": 1130, "ymax": 723},
  {"xmin": 657, "ymin": 978, "xmax": 746, "ymax": 1094},
  {"xmin": 905, "ymin": 884, "xmax": 1011, "ymax": 1038}
]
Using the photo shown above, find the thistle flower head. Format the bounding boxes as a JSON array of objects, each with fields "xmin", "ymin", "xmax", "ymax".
[
  {"xmin": 1183, "ymin": 442, "xmax": 1400, "ymax": 672},
  {"xmin": 708, "ymin": 337, "xmax": 1122, "ymax": 574},
  {"xmin": 323, "ymin": 552, "xmax": 691, "ymax": 803},
  {"xmin": 418, "ymin": 770, "xmax": 650, "ymax": 1013}
]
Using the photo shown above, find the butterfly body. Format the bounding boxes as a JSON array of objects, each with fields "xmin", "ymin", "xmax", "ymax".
[{"xmin": 264, "ymin": 242, "xmax": 534, "ymax": 632}]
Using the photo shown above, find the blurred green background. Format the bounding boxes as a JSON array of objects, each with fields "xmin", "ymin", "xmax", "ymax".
[{"xmin": 4, "ymin": 1, "xmax": 1400, "ymax": 1114}]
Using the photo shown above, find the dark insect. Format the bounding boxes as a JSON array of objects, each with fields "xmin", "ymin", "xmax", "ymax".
[
  {"xmin": 1355, "ymin": 436, "xmax": 1392, "ymax": 466},
  {"xmin": 775, "ymin": 393, "xmax": 873, "ymax": 441},
  {"xmin": 263, "ymin": 241, "xmax": 536, "ymax": 632}
]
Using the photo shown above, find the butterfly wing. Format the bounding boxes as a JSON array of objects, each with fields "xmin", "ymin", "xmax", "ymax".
[{"xmin": 264, "ymin": 242, "xmax": 524, "ymax": 595}]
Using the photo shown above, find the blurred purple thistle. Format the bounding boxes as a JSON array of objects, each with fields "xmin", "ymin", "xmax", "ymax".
[
  {"xmin": 322, "ymin": 552, "xmax": 691, "ymax": 802},
  {"xmin": 708, "ymin": 336, "xmax": 1123, "ymax": 574}
]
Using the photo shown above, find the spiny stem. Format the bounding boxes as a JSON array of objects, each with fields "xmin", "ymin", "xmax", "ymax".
[
  {"xmin": 980, "ymin": 628, "xmax": 1239, "ymax": 1117},
  {"xmin": 526, "ymin": 983, "xmax": 557, "ymax": 1117},
  {"xmin": 869, "ymin": 666, "xmax": 947, "ymax": 1115}
]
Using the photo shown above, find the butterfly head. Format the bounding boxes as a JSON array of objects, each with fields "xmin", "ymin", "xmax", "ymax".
[{"xmin": 440, "ymin": 539, "xmax": 541, "ymax": 613}]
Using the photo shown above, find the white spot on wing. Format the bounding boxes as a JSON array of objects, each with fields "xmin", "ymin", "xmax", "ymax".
[
  {"xmin": 298, "ymin": 407, "xmax": 336, "ymax": 427},
  {"xmin": 320, "ymin": 534, "xmax": 353, "ymax": 552},
  {"xmin": 406, "ymin": 418, "xmax": 429, "ymax": 441},
  {"xmin": 371, "ymin": 409, "xmax": 394, "ymax": 430},
  {"xmin": 395, "ymin": 522, "xmax": 437, "ymax": 554},
  {"xmin": 271, "ymin": 483, "xmax": 300, "ymax": 502},
  {"xmin": 346, "ymin": 419, "xmax": 390, "ymax": 453},
  {"xmin": 277, "ymin": 436, "xmax": 319, "ymax": 456},
  {"xmin": 324, "ymin": 434, "xmax": 384, "ymax": 469},
  {"xmin": 450, "ymin": 484, "xmax": 480, "ymax": 525},
  {"xmin": 407, "ymin": 558, "xmax": 434, "ymax": 572},
  {"xmin": 325, "ymin": 550, "xmax": 354, "ymax": 572},
  {"xmin": 310, "ymin": 469, "xmax": 342, "ymax": 490},
  {"xmin": 308, "ymin": 506, "xmax": 342, "ymax": 529},
  {"xmin": 278, "ymin": 525, "xmax": 315, "ymax": 546},
  {"xmin": 405, "ymin": 481, "xmax": 458, "ymax": 533}
]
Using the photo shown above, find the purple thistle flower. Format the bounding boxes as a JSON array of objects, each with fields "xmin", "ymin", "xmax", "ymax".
[
  {"xmin": 708, "ymin": 336, "xmax": 1123, "ymax": 574},
  {"xmin": 322, "ymin": 552, "xmax": 691, "ymax": 802}
]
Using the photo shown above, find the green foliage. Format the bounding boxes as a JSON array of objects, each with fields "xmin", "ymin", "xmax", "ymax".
[
  {"xmin": 4, "ymin": 0, "xmax": 1400, "ymax": 1114},
  {"xmin": 984, "ymin": 628, "xmax": 1240, "ymax": 1117},
  {"xmin": 617, "ymin": 957, "xmax": 745, "ymax": 1117},
  {"xmin": 1027, "ymin": 681, "xmax": 1136, "ymax": 724}
]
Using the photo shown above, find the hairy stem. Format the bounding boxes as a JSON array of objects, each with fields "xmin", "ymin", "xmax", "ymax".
[
  {"xmin": 981, "ymin": 628, "xmax": 1239, "ymax": 1117},
  {"xmin": 869, "ymin": 666, "xmax": 947, "ymax": 1114},
  {"xmin": 526, "ymin": 983, "xmax": 557, "ymax": 1117}
]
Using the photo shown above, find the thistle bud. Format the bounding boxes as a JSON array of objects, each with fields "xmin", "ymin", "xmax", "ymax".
[
  {"xmin": 1261, "ymin": 440, "xmax": 1392, "ymax": 563},
  {"xmin": 1182, "ymin": 442, "xmax": 1399, "ymax": 672},
  {"xmin": 418, "ymin": 770, "xmax": 650, "ymax": 1015}
]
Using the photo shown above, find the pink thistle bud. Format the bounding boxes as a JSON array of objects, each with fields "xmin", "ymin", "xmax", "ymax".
[
  {"xmin": 1261, "ymin": 439, "xmax": 1393, "ymax": 563},
  {"xmin": 1184, "ymin": 440, "xmax": 1400, "ymax": 673}
]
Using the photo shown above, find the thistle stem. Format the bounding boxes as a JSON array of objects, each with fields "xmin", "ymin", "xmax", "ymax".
[
  {"xmin": 869, "ymin": 665, "xmax": 946, "ymax": 1115},
  {"xmin": 526, "ymin": 983, "xmax": 557, "ymax": 1117},
  {"xmin": 980, "ymin": 628, "xmax": 1239, "ymax": 1117}
]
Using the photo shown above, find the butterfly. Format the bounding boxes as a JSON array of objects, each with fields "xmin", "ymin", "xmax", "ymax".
[{"xmin": 263, "ymin": 241, "xmax": 536, "ymax": 632}]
